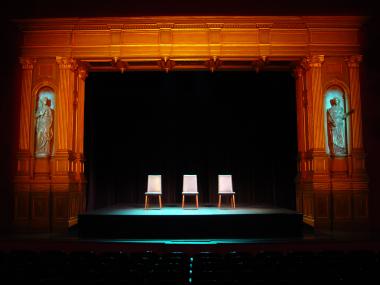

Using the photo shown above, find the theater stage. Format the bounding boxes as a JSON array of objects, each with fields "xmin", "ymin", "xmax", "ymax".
[{"xmin": 78, "ymin": 205, "xmax": 303, "ymax": 239}]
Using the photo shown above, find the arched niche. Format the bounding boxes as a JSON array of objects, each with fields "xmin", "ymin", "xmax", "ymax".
[
  {"xmin": 34, "ymin": 86, "xmax": 56, "ymax": 158},
  {"xmin": 324, "ymin": 85, "xmax": 349, "ymax": 156}
]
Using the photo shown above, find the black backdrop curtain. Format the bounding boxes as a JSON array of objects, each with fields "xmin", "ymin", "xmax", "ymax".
[{"xmin": 84, "ymin": 71, "xmax": 297, "ymax": 210}]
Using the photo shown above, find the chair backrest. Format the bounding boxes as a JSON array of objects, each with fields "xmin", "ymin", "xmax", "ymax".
[
  {"xmin": 183, "ymin": 175, "xmax": 198, "ymax": 193},
  {"xmin": 218, "ymin": 175, "xmax": 233, "ymax": 193},
  {"xmin": 147, "ymin": 175, "xmax": 162, "ymax": 194}
]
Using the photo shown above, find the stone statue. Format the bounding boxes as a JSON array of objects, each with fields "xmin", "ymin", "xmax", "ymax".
[
  {"xmin": 35, "ymin": 96, "xmax": 53, "ymax": 157},
  {"xmin": 327, "ymin": 97, "xmax": 351, "ymax": 156}
]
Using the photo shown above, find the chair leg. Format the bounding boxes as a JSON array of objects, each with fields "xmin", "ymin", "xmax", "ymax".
[
  {"xmin": 159, "ymin": 195, "xmax": 162, "ymax": 208},
  {"xmin": 232, "ymin": 195, "xmax": 236, "ymax": 208},
  {"xmin": 145, "ymin": 195, "xmax": 148, "ymax": 209},
  {"xmin": 182, "ymin": 195, "xmax": 185, "ymax": 208},
  {"xmin": 218, "ymin": 194, "xmax": 221, "ymax": 208},
  {"xmin": 196, "ymin": 194, "xmax": 199, "ymax": 208}
]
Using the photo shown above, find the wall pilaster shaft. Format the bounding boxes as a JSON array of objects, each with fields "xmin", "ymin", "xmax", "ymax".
[
  {"xmin": 307, "ymin": 55, "xmax": 325, "ymax": 152},
  {"xmin": 18, "ymin": 58, "xmax": 35, "ymax": 151},
  {"xmin": 76, "ymin": 64, "xmax": 88, "ymax": 155},
  {"xmin": 346, "ymin": 55, "xmax": 363, "ymax": 151},
  {"xmin": 56, "ymin": 57, "xmax": 75, "ymax": 152},
  {"xmin": 295, "ymin": 65, "xmax": 308, "ymax": 154}
]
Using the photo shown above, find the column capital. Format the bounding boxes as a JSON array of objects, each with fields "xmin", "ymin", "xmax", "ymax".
[
  {"xmin": 78, "ymin": 62, "xmax": 89, "ymax": 80},
  {"xmin": 56, "ymin": 56, "xmax": 75, "ymax": 70},
  {"xmin": 307, "ymin": 55, "xmax": 325, "ymax": 68},
  {"xmin": 294, "ymin": 64, "xmax": 305, "ymax": 79},
  {"xmin": 19, "ymin": 57, "xmax": 36, "ymax": 69},
  {"xmin": 345, "ymin": 54, "xmax": 363, "ymax": 68}
]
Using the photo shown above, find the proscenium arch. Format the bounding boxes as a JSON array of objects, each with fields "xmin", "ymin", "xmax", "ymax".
[{"xmin": 13, "ymin": 16, "xmax": 369, "ymax": 232}]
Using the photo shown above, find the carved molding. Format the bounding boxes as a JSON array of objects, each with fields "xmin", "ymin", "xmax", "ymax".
[{"xmin": 16, "ymin": 16, "xmax": 365, "ymax": 31}]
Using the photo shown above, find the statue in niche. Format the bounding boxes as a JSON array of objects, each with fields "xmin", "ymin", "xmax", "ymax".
[
  {"xmin": 35, "ymin": 96, "xmax": 53, "ymax": 157},
  {"xmin": 326, "ymin": 97, "xmax": 351, "ymax": 156}
]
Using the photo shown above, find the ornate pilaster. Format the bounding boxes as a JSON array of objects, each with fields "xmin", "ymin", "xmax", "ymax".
[
  {"xmin": 345, "ymin": 55, "xmax": 363, "ymax": 151},
  {"xmin": 304, "ymin": 55, "xmax": 329, "ymax": 183},
  {"xmin": 345, "ymin": 55, "xmax": 367, "ymax": 180},
  {"xmin": 294, "ymin": 64, "xmax": 308, "ymax": 156},
  {"xmin": 48, "ymin": 56, "xmax": 83, "ymax": 231},
  {"xmin": 13, "ymin": 58, "xmax": 35, "ymax": 231},
  {"xmin": 296, "ymin": 55, "xmax": 369, "ymax": 231},
  {"xmin": 299, "ymin": 55, "xmax": 332, "ymax": 229},
  {"xmin": 307, "ymin": 55, "xmax": 326, "ymax": 152},
  {"xmin": 16, "ymin": 58, "xmax": 35, "ymax": 177},
  {"xmin": 294, "ymin": 63, "xmax": 308, "ymax": 215},
  {"xmin": 74, "ymin": 62, "xmax": 88, "ymax": 214},
  {"xmin": 56, "ymin": 57, "xmax": 75, "ymax": 153}
]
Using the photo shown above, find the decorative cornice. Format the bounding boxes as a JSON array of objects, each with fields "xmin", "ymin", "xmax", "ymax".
[{"xmin": 157, "ymin": 23, "xmax": 175, "ymax": 29}]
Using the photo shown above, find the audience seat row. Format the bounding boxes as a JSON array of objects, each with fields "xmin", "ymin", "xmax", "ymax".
[{"xmin": 1, "ymin": 250, "xmax": 379, "ymax": 284}]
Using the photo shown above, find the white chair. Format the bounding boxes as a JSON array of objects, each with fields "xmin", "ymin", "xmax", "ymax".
[
  {"xmin": 218, "ymin": 175, "xmax": 236, "ymax": 208},
  {"xmin": 145, "ymin": 175, "xmax": 162, "ymax": 209},
  {"xmin": 182, "ymin": 175, "xmax": 199, "ymax": 208}
]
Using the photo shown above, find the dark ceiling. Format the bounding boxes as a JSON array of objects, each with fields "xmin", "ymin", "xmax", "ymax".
[{"xmin": 1, "ymin": 0, "xmax": 377, "ymax": 20}]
